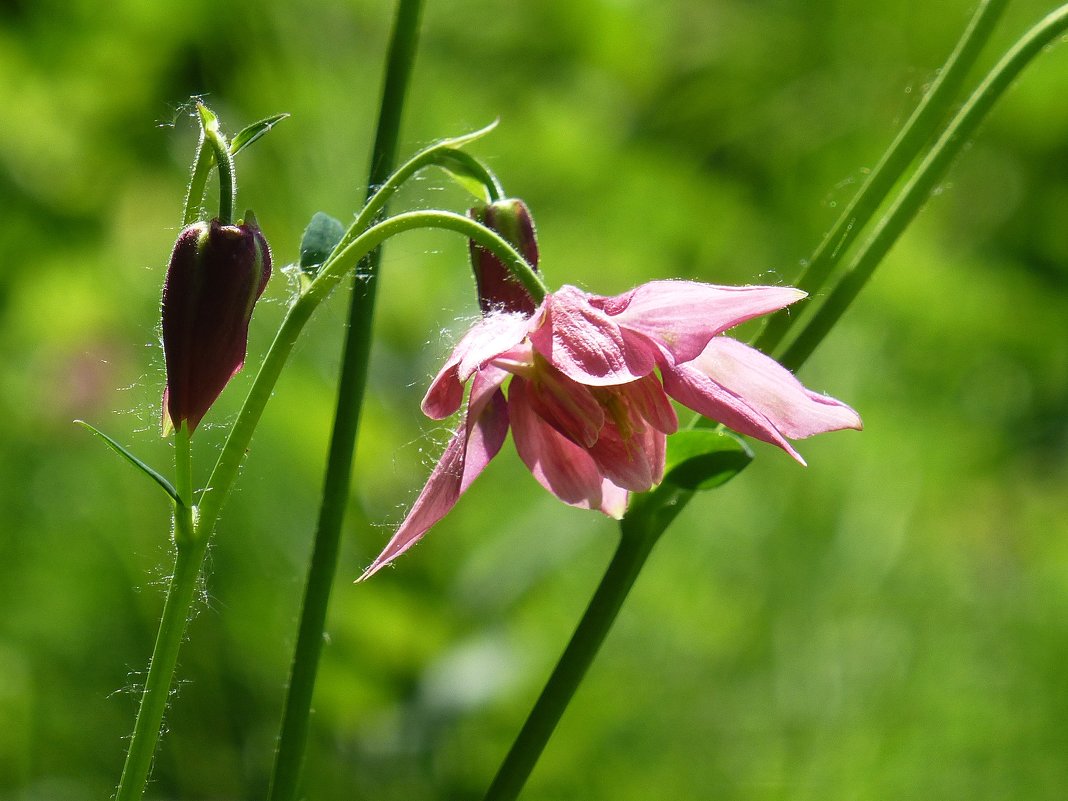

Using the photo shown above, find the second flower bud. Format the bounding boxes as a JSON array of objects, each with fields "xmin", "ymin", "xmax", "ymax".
[{"xmin": 468, "ymin": 198, "xmax": 539, "ymax": 316}]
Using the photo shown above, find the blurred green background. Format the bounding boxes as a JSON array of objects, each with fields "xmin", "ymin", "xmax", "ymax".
[{"xmin": 2, "ymin": 0, "xmax": 1067, "ymax": 798}]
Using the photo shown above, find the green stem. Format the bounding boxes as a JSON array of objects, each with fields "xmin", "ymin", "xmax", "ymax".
[
  {"xmin": 197, "ymin": 103, "xmax": 235, "ymax": 225},
  {"xmin": 483, "ymin": 483, "xmax": 691, "ymax": 801},
  {"xmin": 267, "ymin": 3, "xmax": 425, "ymax": 798},
  {"xmin": 114, "ymin": 537, "xmax": 208, "ymax": 801},
  {"xmin": 331, "ymin": 140, "xmax": 503, "ymax": 267},
  {"xmin": 753, "ymin": 0, "xmax": 1007, "ymax": 356},
  {"xmin": 172, "ymin": 425, "xmax": 195, "ymax": 545},
  {"xmin": 782, "ymin": 2, "xmax": 1068, "ymax": 372},
  {"xmin": 113, "ymin": 209, "xmax": 498, "ymax": 799},
  {"xmin": 115, "ymin": 428, "xmax": 201, "ymax": 801}
]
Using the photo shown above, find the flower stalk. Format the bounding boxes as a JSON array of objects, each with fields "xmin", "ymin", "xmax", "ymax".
[
  {"xmin": 114, "ymin": 424, "xmax": 200, "ymax": 801},
  {"xmin": 753, "ymin": 0, "xmax": 1007, "ymax": 357},
  {"xmin": 481, "ymin": 5, "xmax": 1068, "ymax": 798},
  {"xmin": 197, "ymin": 103, "xmax": 236, "ymax": 226},
  {"xmin": 482, "ymin": 536, "xmax": 656, "ymax": 801},
  {"xmin": 267, "ymin": 2, "xmax": 426, "ymax": 797},
  {"xmin": 782, "ymin": 1, "xmax": 1068, "ymax": 371}
]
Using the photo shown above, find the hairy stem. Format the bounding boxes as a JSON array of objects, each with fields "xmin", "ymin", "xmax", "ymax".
[
  {"xmin": 197, "ymin": 104, "xmax": 235, "ymax": 225},
  {"xmin": 111, "ymin": 209, "xmax": 525, "ymax": 799},
  {"xmin": 114, "ymin": 427, "xmax": 200, "ymax": 801}
]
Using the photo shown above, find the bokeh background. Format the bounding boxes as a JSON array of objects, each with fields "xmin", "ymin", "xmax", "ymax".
[{"xmin": 2, "ymin": 0, "xmax": 1067, "ymax": 798}]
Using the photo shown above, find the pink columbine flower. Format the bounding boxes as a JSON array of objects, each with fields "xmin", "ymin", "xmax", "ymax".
[{"xmin": 360, "ymin": 280, "xmax": 861, "ymax": 579}]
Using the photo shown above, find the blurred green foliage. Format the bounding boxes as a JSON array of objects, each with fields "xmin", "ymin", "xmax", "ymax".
[{"xmin": 2, "ymin": 0, "xmax": 1067, "ymax": 799}]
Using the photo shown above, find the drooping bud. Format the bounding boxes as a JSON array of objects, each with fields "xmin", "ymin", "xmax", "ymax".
[
  {"xmin": 161, "ymin": 213, "xmax": 272, "ymax": 434},
  {"xmin": 468, "ymin": 198, "xmax": 539, "ymax": 316}
]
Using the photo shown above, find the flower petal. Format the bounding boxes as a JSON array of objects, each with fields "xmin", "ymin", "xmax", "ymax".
[
  {"xmin": 690, "ymin": 337, "xmax": 863, "ymax": 438},
  {"xmin": 587, "ymin": 423, "xmax": 666, "ymax": 492},
  {"xmin": 360, "ymin": 379, "xmax": 509, "ymax": 581},
  {"xmin": 529, "ymin": 285, "xmax": 655, "ymax": 386},
  {"xmin": 462, "ymin": 369, "xmax": 512, "ymax": 492},
  {"xmin": 592, "ymin": 280, "xmax": 806, "ymax": 366},
  {"xmin": 608, "ymin": 373, "xmax": 679, "ymax": 435},
  {"xmin": 525, "ymin": 362, "xmax": 605, "ymax": 448},
  {"xmin": 598, "ymin": 478, "xmax": 630, "ymax": 519},
  {"xmin": 422, "ymin": 311, "xmax": 534, "ymax": 419},
  {"xmin": 509, "ymin": 377, "xmax": 629, "ymax": 517},
  {"xmin": 660, "ymin": 358, "xmax": 807, "ymax": 463},
  {"xmin": 358, "ymin": 428, "xmax": 466, "ymax": 581}
]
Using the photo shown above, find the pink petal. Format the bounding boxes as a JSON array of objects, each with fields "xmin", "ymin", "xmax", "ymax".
[
  {"xmin": 360, "ymin": 378, "xmax": 510, "ymax": 581},
  {"xmin": 358, "ymin": 428, "xmax": 466, "ymax": 581},
  {"xmin": 462, "ymin": 369, "xmax": 512, "ymax": 492},
  {"xmin": 690, "ymin": 337, "xmax": 863, "ymax": 439},
  {"xmin": 598, "ymin": 479, "xmax": 630, "ymax": 519},
  {"xmin": 587, "ymin": 423, "xmax": 666, "ymax": 492},
  {"xmin": 608, "ymin": 373, "xmax": 679, "ymax": 435},
  {"xmin": 422, "ymin": 311, "xmax": 534, "ymax": 419},
  {"xmin": 509, "ymin": 377, "xmax": 629, "ymax": 517},
  {"xmin": 592, "ymin": 280, "xmax": 806, "ymax": 366},
  {"xmin": 660, "ymin": 359, "xmax": 807, "ymax": 464},
  {"xmin": 529, "ymin": 285, "xmax": 656, "ymax": 386},
  {"xmin": 524, "ymin": 365, "xmax": 605, "ymax": 448}
]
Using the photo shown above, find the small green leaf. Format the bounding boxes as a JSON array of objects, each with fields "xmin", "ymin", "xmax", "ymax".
[
  {"xmin": 75, "ymin": 420, "xmax": 181, "ymax": 505},
  {"xmin": 229, "ymin": 113, "xmax": 290, "ymax": 157},
  {"xmin": 299, "ymin": 212, "xmax": 346, "ymax": 274},
  {"xmin": 662, "ymin": 428, "xmax": 753, "ymax": 491},
  {"xmin": 435, "ymin": 150, "xmax": 495, "ymax": 200}
]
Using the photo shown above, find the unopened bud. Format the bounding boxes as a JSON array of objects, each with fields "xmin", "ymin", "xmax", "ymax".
[
  {"xmin": 161, "ymin": 214, "xmax": 272, "ymax": 434},
  {"xmin": 468, "ymin": 198, "xmax": 539, "ymax": 316}
]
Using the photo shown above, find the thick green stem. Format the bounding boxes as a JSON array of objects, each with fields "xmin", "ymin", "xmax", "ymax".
[
  {"xmin": 172, "ymin": 427, "xmax": 195, "ymax": 546},
  {"xmin": 266, "ymin": 4, "xmax": 425, "ymax": 797},
  {"xmin": 782, "ymin": 2, "xmax": 1068, "ymax": 371},
  {"xmin": 754, "ymin": 0, "xmax": 1007, "ymax": 356},
  {"xmin": 114, "ymin": 427, "xmax": 200, "ymax": 801},
  {"xmin": 483, "ymin": 484, "xmax": 691, "ymax": 801}
]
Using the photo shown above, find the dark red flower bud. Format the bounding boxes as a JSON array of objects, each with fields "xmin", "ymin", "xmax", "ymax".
[
  {"xmin": 161, "ymin": 215, "xmax": 272, "ymax": 434},
  {"xmin": 468, "ymin": 198, "xmax": 539, "ymax": 316}
]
